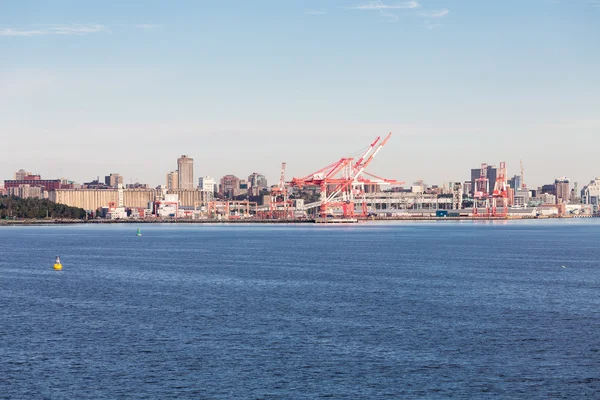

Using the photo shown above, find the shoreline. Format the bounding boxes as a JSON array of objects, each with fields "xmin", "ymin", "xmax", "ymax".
[{"xmin": 0, "ymin": 215, "xmax": 596, "ymax": 226}]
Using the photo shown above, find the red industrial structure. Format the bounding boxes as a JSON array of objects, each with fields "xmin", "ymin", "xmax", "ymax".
[
  {"xmin": 491, "ymin": 161, "xmax": 508, "ymax": 217},
  {"xmin": 289, "ymin": 133, "xmax": 402, "ymax": 219},
  {"xmin": 473, "ymin": 161, "xmax": 509, "ymax": 217}
]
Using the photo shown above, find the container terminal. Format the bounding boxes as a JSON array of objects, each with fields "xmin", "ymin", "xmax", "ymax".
[{"xmin": 2, "ymin": 134, "xmax": 597, "ymax": 222}]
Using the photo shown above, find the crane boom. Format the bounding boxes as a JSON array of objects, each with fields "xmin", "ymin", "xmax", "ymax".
[
  {"xmin": 353, "ymin": 136, "xmax": 380, "ymax": 170},
  {"xmin": 354, "ymin": 132, "xmax": 392, "ymax": 179}
]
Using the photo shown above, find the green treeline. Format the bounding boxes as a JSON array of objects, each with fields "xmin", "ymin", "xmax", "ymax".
[{"xmin": 0, "ymin": 196, "xmax": 87, "ymax": 219}]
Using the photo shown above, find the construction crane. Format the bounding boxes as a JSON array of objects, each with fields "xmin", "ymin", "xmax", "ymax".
[{"xmin": 289, "ymin": 133, "xmax": 402, "ymax": 219}]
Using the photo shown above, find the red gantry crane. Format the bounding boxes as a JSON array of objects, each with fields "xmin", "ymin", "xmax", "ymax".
[
  {"xmin": 491, "ymin": 161, "xmax": 508, "ymax": 217},
  {"xmin": 289, "ymin": 133, "xmax": 403, "ymax": 219}
]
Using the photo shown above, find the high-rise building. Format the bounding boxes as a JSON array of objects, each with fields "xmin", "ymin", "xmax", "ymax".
[
  {"xmin": 247, "ymin": 173, "xmax": 268, "ymax": 196},
  {"xmin": 470, "ymin": 165, "xmax": 497, "ymax": 196},
  {"xmin": 508, "ymin": 175, "xmax": 522, "ymax": 190},
  {"xmin": 166, "ymin": 171, "xmax": 179, "ymax": 190},
  {"xmin": 198, "ymin": 176, "xmax": 215, "ymax": 201},
  {"xmin": 581, "ymin": 177, "xmax": 600, "ymax": 211},
  {"xmin": 105, "ymin": 173, "xmax": 123, "ymax": 188},
  {"xmin": 177, "ymin": 155, "xmax": 194, "ymax": 190},
  {"xmin": 198, "ymin": 176, "xmax": 215, "ymax": 193},
  {"xmin": 220, "ymin": 175, "xmax": 241, "ymax": 198},
  {"xmin": 555, "ymin": 177, "xmax": 570, "ymax": 204}
]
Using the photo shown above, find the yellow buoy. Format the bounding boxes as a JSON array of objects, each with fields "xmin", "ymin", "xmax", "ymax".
[{"xmin": 53, "ymin": 255, "xmax": 62, "ymax": 271}]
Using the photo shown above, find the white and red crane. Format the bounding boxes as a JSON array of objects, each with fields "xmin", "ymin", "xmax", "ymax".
[{"xmin": 289, "ymin": 133, "xmax": 403, "ymax": 219}]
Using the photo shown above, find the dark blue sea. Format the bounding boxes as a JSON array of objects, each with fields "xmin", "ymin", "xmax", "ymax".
[{"xmin": 1, "ymin": 220, "xmax": 600, "ymax": 399}]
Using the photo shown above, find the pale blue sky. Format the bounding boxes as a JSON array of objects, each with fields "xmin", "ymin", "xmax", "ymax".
[{"xmin": 1, "ymin": 0, "xmax": 599, "ymax": 188}]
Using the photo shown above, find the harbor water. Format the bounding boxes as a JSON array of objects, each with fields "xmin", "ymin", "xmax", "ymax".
[{"xmin": 1, "ymin": 220, "xmax": 599, "ymax": 398}]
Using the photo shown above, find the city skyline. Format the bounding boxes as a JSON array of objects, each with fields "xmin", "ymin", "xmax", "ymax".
[
  {"xmin": 1, "ymin": 149, "xmax": 598, "ymax": 192},
  {"xmin": 3, "ymin": 156, "xmax": 598, "ymax": 195},
  {"xmin": 1, "ymin": 1, "xmax": 599, "ymax": 186}
]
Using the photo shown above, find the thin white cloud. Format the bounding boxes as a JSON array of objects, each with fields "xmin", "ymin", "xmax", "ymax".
[
  {"xmin": 589, "ymin": 0, "xmax": 600, "ymax": 7},
  {"xmin": 349, "ymin": 1, "xmax": 420, "ymax": 10},
  {"xmin": 421, "ymin": 9, "xmax": 449, "ymax": 18},
  {"xmin": 305, "ymin": 10, "xmax": 327, "ymax": 15},
  {"xmin": 48, "ymin": 24, "xmax": 110, "ymax": 35},
  {"xmin": 0, "ymin": 24, "xmax": 110, "ymax": 37},
  {"xmin": 0, "ymin": 28, "xmax": 46, "ymax": 37}
]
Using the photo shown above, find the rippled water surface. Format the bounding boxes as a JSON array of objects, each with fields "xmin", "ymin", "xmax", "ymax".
[{"xmin": 1, "ymin": 220, "xmax": 600, "ymax": 399}]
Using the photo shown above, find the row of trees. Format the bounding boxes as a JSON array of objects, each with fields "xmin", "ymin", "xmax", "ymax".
[{"xmin": 0, "ymin": 196, "xmax": 87, "ymax": 220}]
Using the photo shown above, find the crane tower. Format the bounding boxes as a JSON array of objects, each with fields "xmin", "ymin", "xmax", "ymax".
[
  {"xmin": 491, "ymin": 161, "xmax": 508, "ymax": 217},
  {"xmin": 289, "ymin": 133, "xmax": 402, "ymax": 219}
]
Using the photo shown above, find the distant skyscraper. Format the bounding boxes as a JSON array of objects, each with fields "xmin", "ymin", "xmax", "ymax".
[
  {"xmin": 105, "ymin": 173, "xmax": 123, "ymax": 188},
  {"xmin": 177, "ymin": 155, "xmax": 194, "ymax": 190},
  {"xmin": 508, "ymin": 175, "xmax": 521, "ymax": 190},
  {"xmin": 581, "ymin": 177, "xmax": 600, "ymax": 210},
  {"xmin": 247, "ymin": 172, "xmax": 268, "ymax": 196},
  {"xmin": 220, "ymin": 175, "xmax": 241, "ymax": 198},
  {"xmin": 166, "ymin": 171, "xmax": 179, "ymax": 190},
  {"xmin": 555, "ymin": 177, "xmax": 570, "ymax": 204}
]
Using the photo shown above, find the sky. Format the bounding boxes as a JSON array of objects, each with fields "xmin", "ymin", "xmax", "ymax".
[{"xmin": 1, "ymin": 0, "xmax": 599, "ymax": 189}]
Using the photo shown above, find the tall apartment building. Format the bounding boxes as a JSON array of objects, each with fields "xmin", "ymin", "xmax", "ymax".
[
  {"xmin": 555, "ymin": 177, "xmax": 570, "ymax": 204},
  {"xmin": 166, "ymin": 171, "xmax": 179, "ymax": 190},
  {"xmin": 105, "ymin": 173, "xmax": 123, "ymax": 188},
  {"xmin": 177, "ymin": 155, "xmax": 194, "ymax": 190}
]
